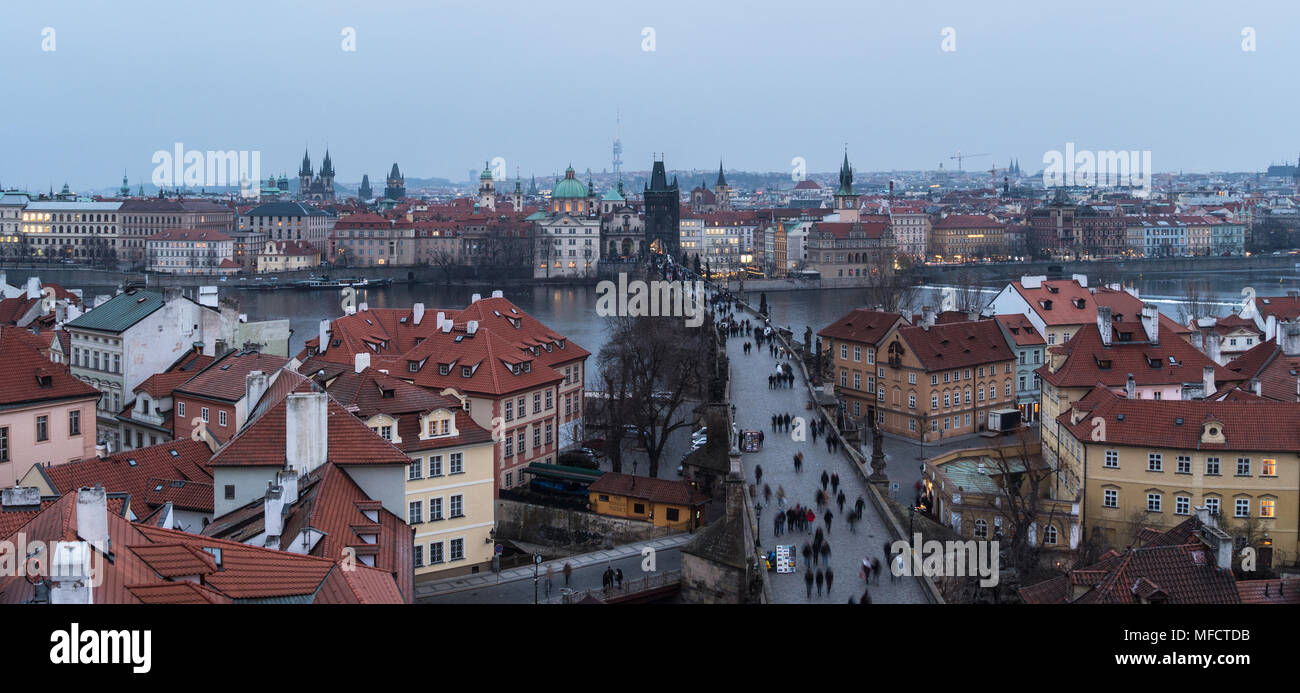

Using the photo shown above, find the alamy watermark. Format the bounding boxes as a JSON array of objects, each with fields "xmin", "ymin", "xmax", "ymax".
[
  {"xmin": 1042, "ymin": 142, "xmax": 1151, "ymax": 194},
  {"xmin": 890, "ymin": 533, "xmax": 999, "ymax": 587},
  {"xmin": 596, "ymin": 272, "xmax": 705, "ymax": 327},
  {"xmin": 151, "ymin": 142, "xmax": 261, "ymax": 198}
]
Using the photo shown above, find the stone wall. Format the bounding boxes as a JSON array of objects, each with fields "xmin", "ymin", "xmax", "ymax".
[
  {"xmin": 680, "ymin": 552, "xmax": 745, "ymax": 604},
  {"xmin": 494, "ymin": 499, "xmax": 678, "ymax": 550}
]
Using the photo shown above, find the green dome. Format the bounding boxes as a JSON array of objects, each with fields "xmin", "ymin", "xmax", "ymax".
[
  {"xmin": 480, "ymin": 162, "xmax": 494, "ymax": 180},
  {"xmin": 601, "ymin": 187, "xmax": 625, "ymax": 202},
  {"xmin": 552, "ymin": 165, "xmax": 588, "ymax": 199}
]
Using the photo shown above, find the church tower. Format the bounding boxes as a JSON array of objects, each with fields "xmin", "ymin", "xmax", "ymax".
[
  {"xmin": 359, "ymin": 174, "xmax": 373, "ymax": 200},
  {"xmin": 643, "ymin": 155, "xmax": 681, "ymax": 258},
  {"xmin": 714, "ymin": 160, "xmax": 732, "ymax": 211},
  {"xmin": 478, "ymin": 161, "xmax": 496, "ymax": 212},
  {"xmin": 384, "ymin": 163, "xmax": 405, "ymax": 200},
  {"xmin": 833, "ymin": 150, "xmax": 860, "ymax": 223},
  {"xmin": 119, "ymin": 172, "xmax": 130, "ymax": 198},
  {"xmin": 298, "ymin": 149, "xmax": 313, "ymax": 197},
  {"xmin": 320, "ymin": 149, "xmax": 336, "ymax": 200},
  {"xmin": 512, "ymin": 174, "xmax": 524, "ymax": 212}
]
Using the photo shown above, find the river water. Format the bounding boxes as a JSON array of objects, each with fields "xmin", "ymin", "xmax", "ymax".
[{"xmin": 33, "ymin": 265, "xmax": 1300, "ymax": 389}]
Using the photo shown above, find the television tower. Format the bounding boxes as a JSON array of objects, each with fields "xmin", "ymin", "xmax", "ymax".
[{"xmin": 612, "ymin": 110, "xmax": 624, "ymax": 178}]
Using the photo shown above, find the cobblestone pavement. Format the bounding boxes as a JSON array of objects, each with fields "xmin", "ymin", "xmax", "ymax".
[{"xmin": 721, "ymin": 312, "xmax": 928, "ymax": 604}]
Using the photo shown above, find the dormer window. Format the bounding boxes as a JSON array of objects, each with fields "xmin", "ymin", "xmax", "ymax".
[
  {"xmin": 523, "ymin": 362, "xmax": 531, "ymax": 373},
  {"xmin": 439, "ymin": 363, "xmax": 451, "ymax": 376},
  {"xmin": 461, "ymin": 366, "xmax": 472, "ymax": 378}
]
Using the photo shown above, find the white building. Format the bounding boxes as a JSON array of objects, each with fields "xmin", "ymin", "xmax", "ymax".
[
  {"xmin": 21, "ymin": 200, "xmax": 121, "ymax": 261},
  {"xmin": 533, "ymin": 212, "xmax": 600, "ymax": 279},
  {"xmin": 147, "ymin": 228, "xmax": 237, "ymax": 274}
]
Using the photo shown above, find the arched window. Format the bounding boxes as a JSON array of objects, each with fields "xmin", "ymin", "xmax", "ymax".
[{"xmin": 1044, "ymin": 525, "xmax": 1058, "ymax": 545}]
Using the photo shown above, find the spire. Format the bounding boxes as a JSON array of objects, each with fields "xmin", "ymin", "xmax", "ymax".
[
  {"xmin": 299, "ymin": 148, "xmax": 312, "ymax": 177},
  {"xmin": 321, "ymin": 149, "xmax": 334, "ymax": 177},
  {"xmin": 837, "ymin": 149, "xmax": 854, "ymax": 196},
  {"xmin": 716, "ymin": 160, "xmax": 727, "ymax": 187}
]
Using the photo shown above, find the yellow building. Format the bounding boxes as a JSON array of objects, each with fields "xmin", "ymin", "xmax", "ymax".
[
  {"xmin": 320, "ymin": 366, "xmax": 497, "ymax": 579},
  {"xmin": 588, "ymin": 473, "xmax": 707, "ymax": 531},
  {"xmin": 256, "ymin": 239, "xmax": 321, "ymax": 273},
  {"xmin": 1055, "ymin": 386, "xmax": 1300, "ymax": 566}
]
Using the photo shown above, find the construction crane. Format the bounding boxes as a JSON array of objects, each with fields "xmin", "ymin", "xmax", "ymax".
[
  {"xmin": 949, "ymin": 150, "xmax": 989, "ymax": 172},
  {"xmin": 988, "ymin": 166, "xmax": 1010, "ymax": 193}
]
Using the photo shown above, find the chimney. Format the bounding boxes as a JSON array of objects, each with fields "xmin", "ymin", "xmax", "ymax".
[
  {"xmin": 263, "ymin": 483, "xmax": 285, "ymax": 544},
  {"xmin": 1097, "ymin": 305, "xmax": 1113, "ymax": 346},
  {"xmin": 245, "ymin": 370, "xmax": 268, "ymax": 407},
  {"xmin": 76, "ymin": 485, "xmax": 109, "ymax": 547},
  {"xmin": 358, "ymin": 302, "xmax": 368, "ymax": 312},
  {"xmin": 412, "ymin": 303, "xmax": 425, "ymax": 325},
  {"xmin": 920, "ymin": 306, "xmax": 935, "ymax": 330},
  {"xmin": 198, "ymin": 285, "xmax": 218, "ymax": 308},
  {"xmin": 1202, "ymin": 365, "xmax": 1215, "ymax": 399},
  {"xmin": 1265, "ymin": 314, "xmax": 1277, "ymax": 342},
  {"xmin": 1279, "ymin": 321, "xmax": 1300, "ymax": 357},
  {"xmin": 354, "ymin": 351, "xmax": 371, "ymax": 373},
  {"xmin": 1072, "ymin": 273, "xmax": 1088, "ymax": 288},
  {"xmin": 49, "ymin": 541, "xmax": 93, "ymax": 604},
  {"xmin": 1125, "ymin": 373, "xmax": 1136, "ymax": 399},
  {"xmin": 1020, "ymin": 275, "xmax": 1045, "ymax": 289},
  {"xmin": 467, "ymin": 320, "xmax": 479, "ymax": 335},
  {"xmin": 491, "ymin": 290, "xmax": 503, "ymax": 299},
  {"xmin": 435, "ymin": 311, "xmax": 446, "ymax": 330},
  {"xmin": 277, "ymin": 467, "xmax": 299, "ymax": 505},
  {"xmin": 1250, "ymin": 378, "xmax": 1262, "ymax": 397},
  {"xmin": 471, "ymin": 293, "xmax": 482, "ymax": 303},
  {"xmin": 1205, "ymin": 330, "xmax": 1222, "ymax": 365},
  {"xmin": 95, "ymin": 441, "xmax": 108, "ymax": 457},
  {"xmin": 318, "ymin": 319, "xmax": 331, "ymax": 353},
  {"xmin": 1140, "ymin": 303, "xmax": 1159, "ymax": 344},
  {"xmin": 26, "ymin": 276, "xmax": 40, "ymax": 300},
  {"xmin": 1, "ymin": 486, "xmax": 40, "ymax": 509},
  {"xmin": 285, "ymin": 392, "xmax": 329, "ymax": 474}
]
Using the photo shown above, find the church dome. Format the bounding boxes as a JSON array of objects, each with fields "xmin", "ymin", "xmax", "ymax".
[{"xmin": 551, "ymin": 165, "xmax": 588, "ymax": 199}]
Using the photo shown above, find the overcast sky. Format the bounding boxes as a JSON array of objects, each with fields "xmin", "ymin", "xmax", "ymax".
[{"xmin": 2, "ymin": 0, "xmax": 1297, "ymax": 189}]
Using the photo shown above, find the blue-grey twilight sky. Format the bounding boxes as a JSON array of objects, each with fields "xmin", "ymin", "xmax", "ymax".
[{"xmin": 1, "ymin": 0, "xmax": 1297, "ymax": 189}]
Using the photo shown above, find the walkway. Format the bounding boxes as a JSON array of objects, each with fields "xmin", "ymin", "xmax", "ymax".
[{"xmin": 720, "ymin": 299, "xmax": 928, "ymax": 604}]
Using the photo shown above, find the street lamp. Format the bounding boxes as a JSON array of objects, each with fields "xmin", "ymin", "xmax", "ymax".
[{"xmin": 532, "ymin": 553, "xmax": 542, "ymax": 604}]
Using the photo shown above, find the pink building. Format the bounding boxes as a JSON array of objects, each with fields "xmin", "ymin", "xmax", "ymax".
[{"xmin": 0, "ymin": 327, "xmax": 100, "ymax": 485}]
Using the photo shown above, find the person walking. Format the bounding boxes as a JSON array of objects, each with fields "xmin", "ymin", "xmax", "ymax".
[
  {"xmin": 831, "ymin": 472, "xmax": 840, "ymax": 495},
  {"xmin": 804, "ymin": 569, "xmax": 814, "ymax": 598},
  {"xmin": 824, "ymin": 508, "xmax": 833, "ymax": 533},
  {"xmin": 820, "ymin": 470, "xmax": 829, "ymax": 491},
  {"xmin": 774, "ymin": 511, "xmax": 783, "ymax": 536},
  {"xmin": 846, "ymin": 509, "xmax": 857, "ymax": 533},
  {"xmin": 825, "ymin": 567, "xmax": 834, "ymax": 596},
  {"xmin": 802, "ymin": 543, "xmax": 813, "ymax": 568},
  {"xmin": 805, "ymin": 507, "xmax": 815, "ymax": 533},
  {"xmin": 820, "ymin": 542, "xmax": 831, "ymax": 565},
  {"xmin": 815, "ymin": 569, "xmax": 824, "ymax": 596},
  {"xmin": 763, "ymin": 484, "xmax": 772, "ymax": 503},
  {"xmin": 871, "ymin": 557, "xmax": 882, "ymax": 585},
  {"xmin": 755, "ymin": 464, "xmax": 763, "ymax": 485},
  {"xmin": 891, "ymin": 553, "xmax": 905, "ymax": 583},
  {"xmin": 777, "ymin": 486, "xmax": 786, "ymax": 506},
  {"xmin": 562, "ymin": 562, "xmax": 572, "ymax": 586},
  {"xmin": 545, "ymin": 564, "xmax": 555, "ymax": 597},
  {"xmin": 615, "ymin": 568, "xmax": 624, "ymax": 588},
  {"xmin": 856, "ymin": 496, "xmax": 866, "ymax": 517},
  {"xmin": 860, "ymin": 587, "xmax": 872, "ymax": 605},
  {"xmin": 836, "ymin": 490, "xmax": 846, "ymax": 513},
  {"xmin": 861, "ymin": 557, "xmax": 872, "ymax": 584}
]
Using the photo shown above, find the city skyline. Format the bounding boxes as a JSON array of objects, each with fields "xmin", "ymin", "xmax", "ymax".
[{"xmin": 1, "ymin": 0, "xmax": 1298, "ymax": 188}]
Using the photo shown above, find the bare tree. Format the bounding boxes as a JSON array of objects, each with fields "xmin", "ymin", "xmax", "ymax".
[
  {"xmin": 972, "ymin": 430, "xmax": 1067, "ymax": 581},
  {"xmin": 1177, "ymin": 278, "xmax": 1214, "ymax": 325},
  {"xmin": 596, "ymin": 314, "xmax": 709, "ymax": 477},
  {"xmin": 862, "ymin": 266, "xmax": 922, "ymax": 313}
]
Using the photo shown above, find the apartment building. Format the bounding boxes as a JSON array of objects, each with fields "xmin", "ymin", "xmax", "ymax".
[
  {"xmin": 21, "ymin": 200, "xmax": 121, "ymax": 261},
  {"xmin": 146, "ymin": 228, "xmax": 237, "ymax": 275}
]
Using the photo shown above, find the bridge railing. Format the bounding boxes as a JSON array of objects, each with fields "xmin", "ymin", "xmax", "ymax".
[{"xmin": 547, "ymin": 569, "xmax": 682, "ymax": 604}]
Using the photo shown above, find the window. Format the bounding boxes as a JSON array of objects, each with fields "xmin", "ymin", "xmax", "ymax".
[
  {"xmin": 1175, "ymin": 496, "xmax": 1190, "ymax": 515},
  {"xmin": 1236, "ymin": 458, "xmax": 1250, "ymax": 476},
  {"xmin": 853, "ymin": 373, "xmax": 861, "ymax": 389},
  {"xmin": 1177, "ymin": 456, "xmax": 1191, "ymax": 474},
  {"xmin": 409, "ymin": 459, "xmax": 423, "ymax": 480},
  {"xmin": 909, "ymin": 419, "xmax": 916, "ymax": 431},
  {"xmin": 868, "ymin": 350, "xmax": 875, "ymax": 365},
  {"xmin": 1260, "ymin": 498, "xmax": 1275, "ymax": 518},
  {"xmin": 201, "ymin": 407, "xmax": 209, "ymax": 423},
  {"xmin": 505, "ymin": 401, "xmax": 513, "ymax": 421},
  {"xmin": 943, "ymin": 393, "xmax": 950, "ymax": 408},
  {"xmin": 1104, "ymin": 489, "xmax": 1118, "ymax": 508},
  {"xmin": 450, "ymin": 452, "xmax": 464, "ymax": 474},
  {"xmin": 409, "ymin": 501, "xmax": 423, "ymax": 524},
  {"xmin": 450, "ymin": 494, "xmax": 464, "ymax": 518},
  {"xmin": 545, "ymin": 390, "xmax": 553, "ymax": 410},
  {"xmin": 840, "ymin": 344, "xmax": 847, "ymax": 360},
  {"xmin": 450, "ymin": 538, "xmax": 464, "ymax": 561},
  {"xmin": 908, "ymin": 393, "xmax": 916, "ymax": 409},
  {"xmin": 1005, "ymin": 382, "xmax": 1011, "ymax": 398},
  {"xmin": 1235, "ymin": 498, "xmax": 1249, "ymax": 518},
  {"xmin": 908, "ymin": 373, "xmax": 916, "ymax": 385},
  {"xmin": 429, "ymin": 497, "xmax": 443, "ymax": 520},
  {"xmin": 840, "ymin": 370, "xmax": 847, "ymax": 387},
  {"xmin": 1043, "ymin": 525, "xmax": 1058, "ymax": 545},
  {"xmin": 35, "ymin": 415, "xmax": 48, "ymax": 442},
  {"xmin": 429, "ymin": 455, "xmax": 443, "ymax": 477},
  {"xmin": 413, "ymin": 545, "xmax": 424, "ymax": 568},
  {"xmin": 853, "ymin": 346, "xmax": 861, "ymax": 362},
  {"xmin": 1262, "ymin": 458, "xmax": 1277, "ymax": 476},
  {"xmin": 545, "ymin": 422, "xmax": 552, "ymax": 445},
  {"xmin": 943, "ymin": 372, "xmax": 950, "ymax": 383},
  {"xmin": 930, "ymin": 421, "xmax": 937, "ymax": 432},
  {"xmin": 1204, "ymin": 497, "xmax": 1220, "ymax": 516},
  {"xmin": 973, "ymin": 519, "xmax": 988, "ymax": 538},
  {"xmin": 429, "ymin": 542, "xmax": 444, "ymax": 564},
  {"xmin": 68, "ymin": 410, "xmax": 80, "ymax": 436},
  {"xmin": 505, "ymin": 435, "xmax": 514, "ymax": 457},
  {"xmin": 931, "ymin": 375, "xmax": 938, "ymax": 386},
  {"xmin": 964, "ymin": 389, "xmax": 971, "ymax": 404},
  {"xmin": 219, "ymin": 410, "xmax": 228, "ymax": 427},
  {"xmin": 177, "ymin": 401, "xmax": 185, "ymax": 418},
  {"xmin": 666, "ymin": 507, "xmax": 680, "ymax": 522},
  {"xmin": 1206, "ymin": 457, "xmax": 1220, "ymax": 475},
  {"xmin": 1146, "ymin": 493, "xmax": 1161, "ymax": 512},
  {"xmin": 0, "ymin": 427, "xmax": 8, "ymax": 462},
  {"xmin": 224, "ymin": 485, "xmax": 234, "ymax": 500},
  {"xmin": 1147, "ymin": 453, "xmax": 1162, "ymax": 472},
  {"xmin": 533, "ymin": 393, "xmax": 541, "ymax": 414}
]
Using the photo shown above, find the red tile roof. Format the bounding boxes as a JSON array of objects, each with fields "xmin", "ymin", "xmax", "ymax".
[
  {"xmin": 1254, "ymin": 296, "xmax": 1300, "ymax": 322},
  {"xmin": 1059, "ymin": 386, "xmax": 1300, "ymax": 452},
  {"xmin": 994, "ymin": 314, "xmax": 1045, "ymax": 346},
  {"xmin": 1237, "ymin": 579, "xmax": 1300, "ymax": 604},
  {"xmin": 320, "ymin": 368, "xmax": 493, "ymax": 453},
  {"xmin": 174, "ymin": 350, "xmax": 289, "ymax": 402},
  {"xmin": 896, "ymin": 319, "xmax": 1013, "ymax": 371},
  {"xmin": 207, "ymin": 382, "xmax": 411, "ymax": 468},
  {"xmin": 1038, "ymin": 323, "xmax": 1234, "ymax": 390},
  {"xmin": 38, "ymin": 439, "xmax": 215, "ymax": 516},
  {"xmin": 1011, "ymin": 279, "xmax": 1095, "ymax": 326},
  {"xmin": 0, "ymin": 326, "xmax": 99, "ymax": 407},
  {"xmin": 588, "ymin": 472, "xmax": 708, "ymax": 507},
  {"xmin": 817, "ymin": 309, "xmax": 907, "ymax": 345},
  {"xmin": 147, "ymin": 228, "xmax": 233, "ymax": 242},
  {"xmin": 1226, "ymin": 338, "xmax": 1300, "ymax": 402}
]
